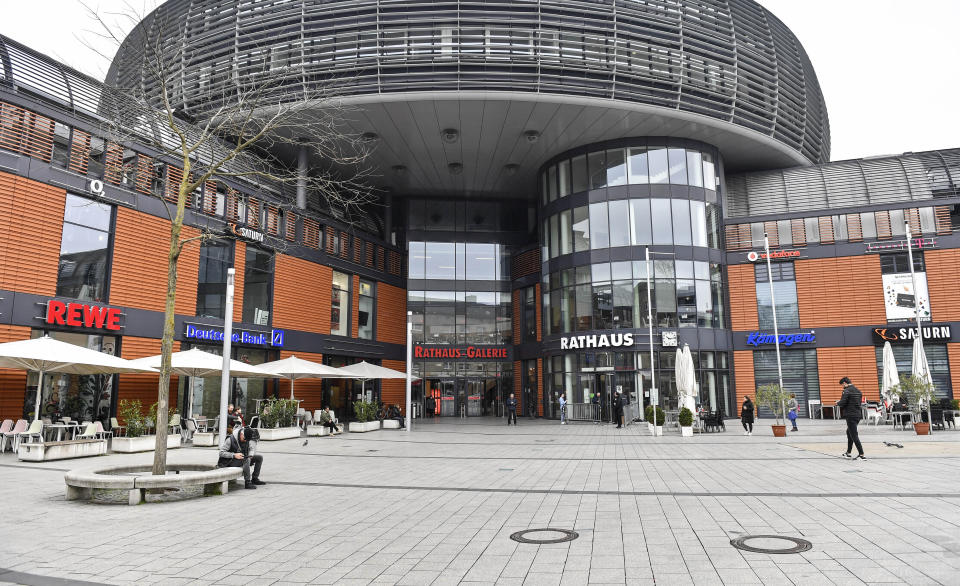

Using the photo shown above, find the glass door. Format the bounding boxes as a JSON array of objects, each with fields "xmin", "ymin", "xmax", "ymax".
[
  {"xmin": 439, "ymin": 379, "xmax": 457, "ymax": 416},
  {"xmin": 464, "ymin": 379, "xmax": 483, "ymax": 416}
]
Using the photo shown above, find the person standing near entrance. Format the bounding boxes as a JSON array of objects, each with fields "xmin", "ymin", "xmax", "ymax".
[
  {"xmin": 505, "ymin": 393, "xmax": 517, "ymax": 425},
  {"xmin": 559, "ymin": 393, "xmax": 567, "ymax": 424},
  {"xmin": 787, "ymin": 393, "xmax": 799, "ymax": 432},
  {"xmin": 837, "ymin": 377, "xmax": 866, "ymax": 460},
  {"xmin": 614, "ymin": 391, "xmax": 624, "ymax": 428}
]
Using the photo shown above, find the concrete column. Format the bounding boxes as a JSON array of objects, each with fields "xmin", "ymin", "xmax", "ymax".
[{"xmin": 296, "ymin": 144, "xmax": 308, "ymax": 210}]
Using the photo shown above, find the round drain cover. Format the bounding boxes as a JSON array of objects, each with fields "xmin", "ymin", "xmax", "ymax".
[
  {"xmin": 510, "ymin": 528, "xmax": 579, "ymax": 544},
  {"xmin": 730, "ymin": 535, "xmax": 812, "ymax": 554}
]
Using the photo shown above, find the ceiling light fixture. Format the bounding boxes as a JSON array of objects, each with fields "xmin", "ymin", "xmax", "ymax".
[
  {"xmin": 523, "ymin": 130, "xmax": 540, "ymax": 143},
  {"xmin": 503, "ymin": 163, "xmax": 519, "ymax": 176},
  {"xmin": 448, "ymin": 162, "xmax": 463, "ymax": 175},
  {"xmin": 441, "ymin": 128, "xmax": 459, "ymax": 143}
]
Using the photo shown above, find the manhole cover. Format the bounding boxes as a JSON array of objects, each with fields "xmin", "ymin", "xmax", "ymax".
[
  {"xmin": 510, "ymin": 528, "xmax": 579, "ymax": 544},
  {"xmin": 730, "ymin": 535, "xmax": 812, "ymax": 554}
]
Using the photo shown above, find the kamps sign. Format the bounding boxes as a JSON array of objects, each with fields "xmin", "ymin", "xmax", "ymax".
[{"xmin": 746, "ymin": 330, "xmax": 816, "ymax": 347}]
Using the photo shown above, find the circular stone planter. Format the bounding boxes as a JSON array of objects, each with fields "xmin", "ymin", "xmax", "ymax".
[
  {"xmin": 730, "ymin": 535, "xmax": 812, "ymax": 554},
  {"xmin": 509, "ymin": 529, "xmax": 579, "ymax": 544},
  {"xmin": 65, "ymin": 463, "xmax": 243, "ymax": 505}
]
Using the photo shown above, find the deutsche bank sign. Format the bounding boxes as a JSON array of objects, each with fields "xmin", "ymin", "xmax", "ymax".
[
  {"xmin": 185, "ymin": 324, "xmax": 285, "ymax": 348},
  {"xmin": 746, "ymin": 331, "xmax": 816, "ymax": 347},
  {"xmin": 560, "ymin": 333, "xmax": 635, "ymax": 350}
]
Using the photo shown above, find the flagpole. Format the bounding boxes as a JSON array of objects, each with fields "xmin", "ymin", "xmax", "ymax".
[
  {"xmin": 218, "ymin": 268, "xmax": 235, "ymax": 446},
  {"xmin": 764, "ymin": 234, "xmax": 785, "ymax": 425},
  {"xmin": 646, "ymin": 247, "xmax": 658, "ymax": 436}
]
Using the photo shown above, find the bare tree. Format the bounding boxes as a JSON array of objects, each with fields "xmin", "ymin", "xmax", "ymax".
[{"xmin": 81, "ymin": 3, "xmax": 378, "ymax": 475}]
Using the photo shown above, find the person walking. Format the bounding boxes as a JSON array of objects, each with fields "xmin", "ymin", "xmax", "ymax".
[
  {"xmin": 741, "ymin": 396, "xmax": 755, "ymax": 435},
  {"xmin": 787, "ymin": 393, "xmax": 799, "ymax": 432},
  {"xmin": 505, "ymin": 393, "xmax": 518, "ymax": 425},
  {"xmin": 837, "ymin": 377, "xmax": 866, "ymax": 460},
  {"xmin": 614, "ymin": 391, "xmax": 625, "ymax": 428},
  {"xmin": 558, "ymin": 393, "xmax": 567, "ymax": 424}
]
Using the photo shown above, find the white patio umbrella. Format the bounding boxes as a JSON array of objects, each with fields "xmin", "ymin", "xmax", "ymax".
[
  {"xmin": 676, "ymin": 344, "xmax": 698, "ymax": 415},
  {"xmin": 881, "ymin": 341, "xmax": 900, "ymax": 404},
  {"xmin": 0, "ymin": 335, "xmax": 156, "ymax": 422},
  {"xmin": 911, "ymin": 335, "xmax": 933, "ymax": 409},
  {"xmin": 259, "ymin": 355, "xmax": 349, "ymax": 399},
  {"xmin": 336, "ymin": 361, "xmax": 416, "ymax": 400}
]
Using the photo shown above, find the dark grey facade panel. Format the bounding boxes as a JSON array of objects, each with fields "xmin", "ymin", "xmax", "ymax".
[{"xmin": 108, "ymin": 0, "xmax": 831, "ymax": 165}]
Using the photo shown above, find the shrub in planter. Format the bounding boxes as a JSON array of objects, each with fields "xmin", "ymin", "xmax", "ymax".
[
  {"xmin": 891, "ymin": 374, "xmax": 937, "ymax": 435},
  {"xmin": 118, "ymin": 399, "xmax": 146, "ymax": 438},
  {"xmin": 951, "ymin": 399, "xmax": 959, "ymax": 410},
  {"xmin": 260, "ymin": 398, "xmax": 299, "ymax": 428},
  {"xmin": 756, "ymin": 383, "xmax": 789, "ymax": 436},
  {"xmin": 148, "ymin": 402, "xmax": 177, "ymax": 431},
  {"xmin": 352, "ymin": 400, "xmax": 378, "ymax": 423},
  {"xmin": 678, "ymin": 407, "xmax": 693, "ymax": 427},
  {"xmin": 644, "ymin": 405, "xmax": 665, "ymax": 425}
]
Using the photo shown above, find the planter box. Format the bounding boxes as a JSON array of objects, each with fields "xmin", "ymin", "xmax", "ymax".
[
  {"xmin": 257, "ymin": 427, "xmax": 302, "ymax": 441},
  {"xmin": 680, "ymin": 426, "xmax": 693, "ymax": 437},
  {"xmin": 914, "ymin": 422, "xmax": 930, "ymax": 435},
  {"xmin": 772, "ymin": 425, "xmax": 787, "ymax": 437},
  {"xmin": 306, "ymin": 425, "xmax": 332, "ymax": 437},
  {"xmin": 647, "ymin": 423, "xmax": 654, "ymax": 434},
  {"xmin": 349, "ymin": 421, "xmax": 380, "ymax": 433},
  {"xmin": 112, "ymin": 434, "xmax": 181, "ymax": 454},
  {"xmin": 382, "ymin": 420, "xmax": 401, "ymax": 429},
  {"xmin": 19, "ymin": 439, "xmax": 107, "ymax": 461},
  {"xmin": 192, "ymin": 432, "xmax": 218, "ymax": 446}
]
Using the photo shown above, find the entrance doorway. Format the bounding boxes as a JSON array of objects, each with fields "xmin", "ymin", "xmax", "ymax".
[{"xmin": 596, "ymin": 373, "xmax": 615, "ymax": 422}]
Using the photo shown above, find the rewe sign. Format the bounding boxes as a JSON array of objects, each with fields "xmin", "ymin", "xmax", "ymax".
[{"xmin": 45, "ymin": 300, "xmax": 122, "ymax": 331}]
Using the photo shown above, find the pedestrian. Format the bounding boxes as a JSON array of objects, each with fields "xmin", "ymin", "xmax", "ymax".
[
  {"xmin": 837, "ymin": 377, "xmax": 866, "ymax": 460},
  {"xmin": 217, "ymin": 425, "xmax": 265, "ymax": 489},
  {"xmin": 741, "ymin": 396, "xmax": 755, "ymax": 435},
  {"xmin": 613, "ymin": 391, "xmax": 623, "ymax": 429},
  {"xmin": 389, "ymin": 404, "xmax": 405, "ymax": 428},
  {"xmin": 592, "ymin": 392, "xmax": 600, "ymax": 424},
  {"xmin": 558, "ymin": 393, "xmax": 567, "ymax": 424},
  {"xmin": 505, "ymin": 393, "xmax": 518, "ymax": 425},
  {"xmin": 319, "ymin": 406, "xmax": 340, "ymax": 436},
  {"xmin": 787, "ymin": 393, "xmax": 799, "ymax": 432}
]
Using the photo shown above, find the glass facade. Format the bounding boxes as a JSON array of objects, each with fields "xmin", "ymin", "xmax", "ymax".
[
  {"xmin": 241, "ymin": 248, "xmax": 273, "ymax": 325},
  {"xmin": 196, "ymin": 240, "xmax": 232, "ymax": 319},
  {"xmin": 755, "ymin": 263, "xmax": 799, "ymax": 330},
  {"xmin": 876, "ymin": 345, "xmax": 951, "ymax": 400},
  {"xmin": 26, "ymin": 329, "xmax": 116, "ymax": 423},
  {"xmin": 56, "ymin": 194, "xmax": 113, "ymax": 303},
  {"xmin": 358, "ymin": 279, "xmax": 375, "ymax": 340},
  {"xmin": 181, "ymin": 344, "xmax": 276, "ymax": 419},
  {"xmin": 753, "ymin": 349, "xmax": 819, "ymax": 417},
  {"xmin": 331, "ymin": 271, "xmax": 350, "ymax": 336}
]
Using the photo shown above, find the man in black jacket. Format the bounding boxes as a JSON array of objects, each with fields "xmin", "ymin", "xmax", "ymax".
[
  {"xmin": 837, "ymin": 377, "xmax": 866, "ymax": 460},
  {"xmin": 217, "ymin": 426, "xmax": 266, "ymax": 488},
  {"xmin": 505, "ymin": 393, "xmax": 518, "ymax": 425}
]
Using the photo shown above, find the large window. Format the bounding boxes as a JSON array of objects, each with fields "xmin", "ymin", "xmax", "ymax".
[
  {"xmin": 754, "ymin": 349, "xmax": 819, "ymax": 417},
  {"xmin": 522, "ymin": 286, "xmax": 537, "ymax": 341},
  {"xmin": 57, "ymin": 194, "xmax": 113, "ymax": 302},
  {"xmin": 196, "ymin": 240, "xmax": 232, "ymax": 319},
  {"xmin": 25, "ymin": 330, "xmax": 116, "ymax": 423},
  {"xmin": 241, "ymin": 248, "xmax": 273, "ymax": 325},
  {"xmin": 331, "ymin": 271, "xmax": 350, "ymax": 336},
  {"xmin": 755, "ymin": 262, "xmax": 799, "ymax": 329},
  {"xmin": 358, "ymin": 279, "xmax": 376, "ymax": 339},
  {"xmin": 876, "ymin": 345, "xmax": 951, "ymax": 400}
]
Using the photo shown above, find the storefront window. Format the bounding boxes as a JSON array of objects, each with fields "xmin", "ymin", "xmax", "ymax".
[
  {"xmin": 331, "ymin": 271, "xmax": 350, "ymax": 336},
  {"xmin": 608, "ymin": 200, "xmax": 630, "ymax": 247},
  {"xmin": 876, "ymin": 345, "xmax": 951, "ymax": 399},
  {"xmin": 57, "ymin": 194, "xmax": 113, "ymax": 303},
  {"xmin": 196, "ymin": 240, "xmax": 232, "ymax": 319},
  {"xmin": 630, "ymin": 199, "xmax": 651, "ymax": 245},
  {"xmin": 572, "ymin": 206, "xmax": 590, "ymax": 252},
  {"xmin": 522, "ymin": 286, "xmax": 537, "ymax": 341},
  {"xmin": 754, "ymin": 349, "xmax": 819, "ymax": 417},
  {"xmin": 241, "ymin": 248, "xmax": 273, "ymax": 325},
  {"xmin": 651, "ymin": 199, "xmax": 673, "ymax": 244},
  {"xmin": 26, "ymin": 330, "xmax": 116, "ymax": 423},
  {"xmin": 756, "ymin": 262, "xmax": 799, "ymax": 329},
  {"xmin": 588, "ymin": 202, "xmax": 609, "ymax": 249},
  {"xmin": 358, "ymin": 280, "xmax": 376, "ymax": 339}
]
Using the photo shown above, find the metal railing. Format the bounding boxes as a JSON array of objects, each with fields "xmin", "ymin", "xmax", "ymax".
[{"xmin": 567, "ymin": 403, "xmax": 601, "ymax": 423}]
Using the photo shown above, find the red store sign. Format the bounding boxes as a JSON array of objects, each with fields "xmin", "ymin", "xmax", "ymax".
[
  {"xmin": 414, "ymin": 345, "xmax": 508, "ymax": 359},
  {"xmin": 45, "ymin": 300, "xmax": 123, "ymax": 331}
]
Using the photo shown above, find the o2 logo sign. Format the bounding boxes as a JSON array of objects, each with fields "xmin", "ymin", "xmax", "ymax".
[{"xmin": 88, "ymin": 179, "xmax": 104, "ymax": 196}]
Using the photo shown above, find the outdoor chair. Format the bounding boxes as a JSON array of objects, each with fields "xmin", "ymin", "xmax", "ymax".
[
  {"xmin": 110, "ymin": 417, "xmax": 125, "ymax": 437},
  {"xmin": 924, "ymin": 407, "xmax": 946, "ymax": 431},
  {"xmin": 1, "ymin": 419, "xmax": 27, "ymax": 451},
  {"xmin": 302, "ymin": 411, "xmax": 313, "ymax": 429},
  {"xmin": 75, "ymin": 423, "xmax": 97, "ymax": 440},
  {"xmin": 0, "ymin": 420, "xmax": 12, "ymax": 437},
  {"xmin": 94, "ymin": 421, "xmax": 112, "ymax": 440},
  {"xmin": 865, "ymin": 404, "xmax": 884, "ymax": 426},
  {"xmin": 168, "ymin": 414, "xmax": 181, "ymax": 435},
  {"xmin": 14, "ymin": 420, "xmax": 43, "ymax": 451}
]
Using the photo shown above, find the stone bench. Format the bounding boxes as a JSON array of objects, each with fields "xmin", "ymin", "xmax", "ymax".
[
  {"xmin": 381, "ymin": 420, "xmax": 402, "ymax": 429},
  {"xmin": 18, "ymin": 439, "xmax": 107, "ymax": 462},
  {"xmin": 65, "ymin": 463, "xmax": 243, "ymax": 505},
  {"xmin": 192, "ymin": 432, "xmax": 219, "ymax": 446},
  {"xmin": 306, "ymin": 424, "xmax": 342, "ymax": 437}
]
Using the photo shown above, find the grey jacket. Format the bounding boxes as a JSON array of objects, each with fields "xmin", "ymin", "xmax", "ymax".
[
  {"xmin": 217, "ymin": 434, "xmax": 245, "ymax": 465},
  {"xmin": 787, "ymin": 398, "xmax": 799, "ymax": 411}
]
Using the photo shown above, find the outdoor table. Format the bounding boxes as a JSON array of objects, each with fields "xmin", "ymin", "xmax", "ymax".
[
  {"xmin": 44, "ymin": 423, "xmax": 76, "ymax": 442},
  {"xmin": 664, "ymin": 410, "xmax": 680, "ymax": 429},
  {"xmin": 820, "ymin": 405, "xmax": 837, "ymax": 419},
  {"xmin": 891, "ymin": 411, "xmax": 912, "ymax": 430}
]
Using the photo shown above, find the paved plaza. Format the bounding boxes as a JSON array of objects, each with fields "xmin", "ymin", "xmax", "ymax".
[{"xmin": 0, "ymin": 417, "xmax": 959, "ymax": 585}]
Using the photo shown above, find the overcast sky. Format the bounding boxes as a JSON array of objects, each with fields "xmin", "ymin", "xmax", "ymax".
[{"xmin": 1, "ymin": 0, "xmax": 957, "ymax": 162}]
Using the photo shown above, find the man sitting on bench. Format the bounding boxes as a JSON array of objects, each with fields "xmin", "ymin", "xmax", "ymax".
[
  {"xmin": 319, "ymin": 407, "xmax": 340, "ymax": 436},
  {"xmin": 217, "ymin": 425, "xmax": 265, "ymax": 489}
]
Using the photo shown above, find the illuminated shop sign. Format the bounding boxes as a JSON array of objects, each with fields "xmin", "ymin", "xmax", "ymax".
[
  {"xmin": 746, "ymin": 250, "xmax": 801, "ymax": 262},
  {"xmin": 866, "ymin": 237, "xmax": 936, "ymax": 253},
  {"xmin": 560, "ymin": 333, "xmax": 635, "ymax": 350},
  {"xmin": 45, "ymin": 300, "xmax": 122, "ymax": 331},
  {"xmin": 414, "ymin": 345, "xmax": 508, "ymax": 359},
  {"xmin": 184, "ymin": 324, "xmax": 284, "ymax": 347},
  {"xmin": 872, "ymin": 325, "xmax": 952, "ymax": 344},
  {"xmin": 746, "ymin": 331, "xmax": 816, "ymax": 347},
  {"xmin": 227, "ymin": 223, "xmax": 264, "ymax": 243}
]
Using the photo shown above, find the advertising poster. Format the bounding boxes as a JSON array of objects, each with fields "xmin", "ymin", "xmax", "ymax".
[{"xmin": 882, "ymin": 272, "xmax": 931, "ymax": 321}]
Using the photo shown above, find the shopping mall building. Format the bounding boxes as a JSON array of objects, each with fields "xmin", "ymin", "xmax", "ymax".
[{"xmin": 0, "ymin": 0, "xmax": 957, "ymax": 425}]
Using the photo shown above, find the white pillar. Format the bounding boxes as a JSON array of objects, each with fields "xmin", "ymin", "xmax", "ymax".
[
  {"xmin": 646, "ymin": 247, "xmax": 658, "ymax": 435},
  {"xmin": 405, "ymin": 311, "xmax": 413, "ymax": 432},
  {"xmin": 763, "ymin": 234, "xmax": 785, "ymax": 424},
  {"xmin": 218, "ymin": 268, "xmax": 235, "ymax": 447}
]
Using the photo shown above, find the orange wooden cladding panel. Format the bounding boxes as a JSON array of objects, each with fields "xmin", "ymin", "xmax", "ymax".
[
  {"xmin": 732, "ymin": 350, "xmax": 755, "ymax": 414},
  {"xmin": 512, "ymin": 289, "xmax": 521, "ymax": 345},
  {"xmin": 0, "ymin": 325, "xmax": 32, "ymax": 420},
  {"xmin": 511, "ymin": 249, "xmax": 541, "ymax": 280},
  {"xmin": 272, "ymin": 254, "xmax": 332, "ymax": 333},
  {"xmin": 276, "ymin": 349, "xmax": 325, "ymax": 411},
  {"xmin": 513, "ymin": 361, "xmax": 521, "ymax": 409},
  {"xmin": 537, "ymin": 357, "xmax": 543, "ymax": 416},
  {"xmin": 0, "ymin": 172, "xmax": 64, "ymax": 295},
  {"xmin": 535, "ymin": 283, "xmax": 543, "ymax": 342},
  {"xmin": 233, "ymin": 241, "xmax": 246, "ymax": 323},
  {"xmin": 376, "ymin": 283, "xmax": 407, "ymax": 345},
  {"xmin": 924, "ymin": 249, "xmax": 960, "ymax": 322},
  {"xmin": 816, "ymin": 347, "xmax": 880, "ymax": 405},
  {"xmin": 948, "ymin": 344, "xmax": 960, "ymax": 401},
  {"xmin": 351, "ymin": 275, "xmax": 360, "ymax": 338},
  {"xmin": 726, "ymin": 265, "xmax": 758, "ymax": 331},
  {"xmin": 795, "ymin": 257, "xmax": 884, "ymax": 327},
  {"xmin": 111, "ymin": 207, "xmax": 201, "ymax": 316},
  {"xmin": 381, "ymin": 359, "xmax": 407, "ymax": 413},
  {"xmin": 118, "ymin": 337, "xmax": 182, "ymax": 413}
]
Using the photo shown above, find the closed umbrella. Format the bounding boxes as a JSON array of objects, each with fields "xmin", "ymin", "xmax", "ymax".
[
  {"xmin": 881, "ymin": 341, "xmax": 900, "ymax": 405},
  {"xmin": 259, "ymin": 355, "xmax": 348, "ymax": 399},
  {"xmin": 0, "ymin": 335, "xmax": 156, "ymax": 422},
  {"xmin": 679, "ymin": 344, "xmax": 698, "ymax": 415},
  {"xmin": 911, "ymin": 335, "xmax": 933, "ymax": 411}
]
